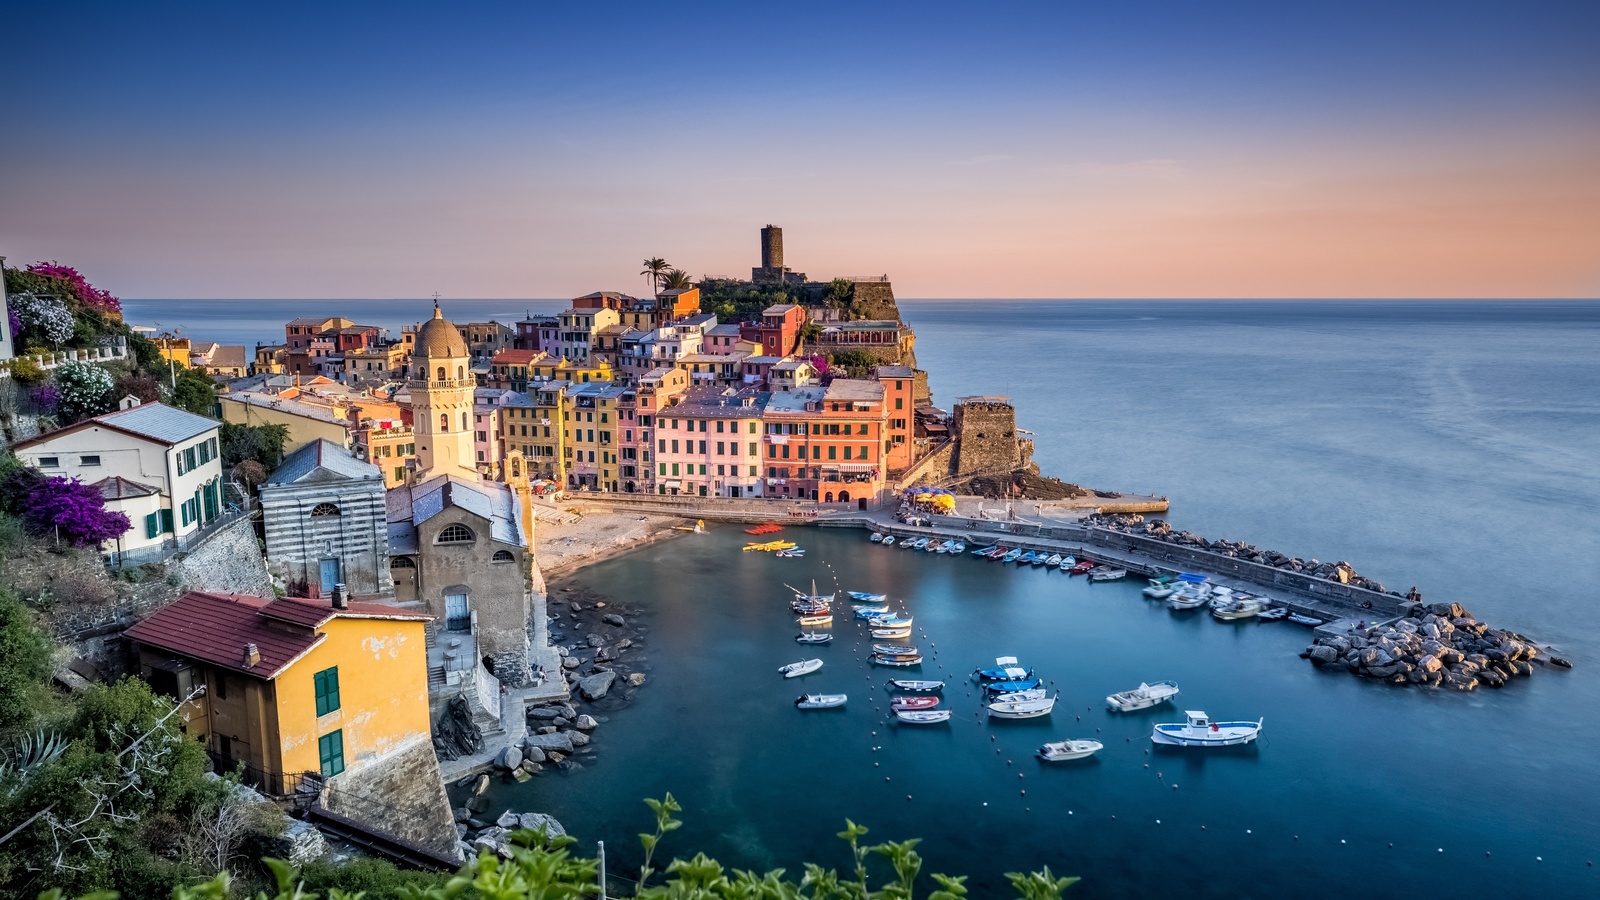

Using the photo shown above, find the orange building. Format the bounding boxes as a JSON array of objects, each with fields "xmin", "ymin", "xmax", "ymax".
[{"xmin": 760, "ymin": 379, "xmax": 889, "ymax": 506}]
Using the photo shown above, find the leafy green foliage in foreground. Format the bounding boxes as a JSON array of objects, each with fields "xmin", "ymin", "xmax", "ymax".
[{"xmin": 49, "ymin": 792, "xmax": 1079, "ymax": 899}]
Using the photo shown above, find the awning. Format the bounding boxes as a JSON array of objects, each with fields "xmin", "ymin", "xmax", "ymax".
[{"xmin": 662, "ymin": 480, "xmax": 682, "ymax": 489}]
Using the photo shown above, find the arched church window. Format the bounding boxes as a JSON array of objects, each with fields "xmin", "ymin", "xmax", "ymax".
[
  {"xmin": 439, "ymin": 413, "xmax": 449, "ymax": 431},
  {"xmin": 310, "ymin": 503, "xmax": 340, "ymax": 517},
  {"xmin": 436, "ymin": 524, "xmax": 475, "ymax": 544},
  {"xmin": 457, "ymin": 365, "xmax": 464, "ymax": 380},
  {"xmin": 437, "ymin": 366, "xmax": 446, "ymax": 381},
  {"xmin": 390, "ymin": 556, "xmax": 416, "ymax": 568},
  {"xmin": 492, "ymin": 550, "xmax": 514, "ymax": 562},
  {"xmin": 461, "ymin": 411, "xmax": 468, "ymax": 431}
]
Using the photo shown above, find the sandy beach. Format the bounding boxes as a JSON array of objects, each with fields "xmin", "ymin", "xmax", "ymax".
[{"xmin": 532, "ymin": 504, "xmax": 687, "ymax": 579}]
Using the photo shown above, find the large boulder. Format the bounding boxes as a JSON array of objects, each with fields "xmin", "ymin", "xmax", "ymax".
[
  {"xmin": 522, "ymin": 745, "xmax": 547, "ymax": 763},
  {"xmin": 496, "ymin": 745, "xmax": 523, "ymax": 772},
  {"xmin": 518, "ymin": 812, "xmax": 567, "ymax": 838},
  {"xmin": 1307, "ymin": 645, "xmax": 1341, "ymax": 665},
  {"xmin": 525, "ymin": 732, "xmax": 575, "ymax": 754},
  {"xmin": 578, "ymin": 671, "xmax": 617, "ymax": 701},
  {"xmin": 574, "ymin": 714, "xmax": 599, "ymax": 731},
  {"xmin": 528, "ymin": 707, "xmax": 564, "ymax": 721},
  {"xmin": 568, "ymin": 730, "xmax": 591, "ymax": 747},
  {"xmin": 602, "ymin": 613, "xmax": 626, "ymax": 627}
]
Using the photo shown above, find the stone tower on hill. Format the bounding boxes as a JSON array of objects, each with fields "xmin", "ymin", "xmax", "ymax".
[
  {"xmin": 409, "ymin": 303, "xmax": 478, "ymax": 481},
  {"xmin": 753, "ymin": 224, "xmax": 806, "ymax": 285}
]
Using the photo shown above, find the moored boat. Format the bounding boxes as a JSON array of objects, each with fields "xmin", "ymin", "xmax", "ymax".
[
  {"xmin": 1001, "ymin": 548, "xmax": 1021, "ymax": 563},
  {"xmin": 985, "ymin": 675, "xmax": 1044, "ymax": 694},
  {"xmin": 779, "ymin": 659, "xmax": 823, "ymax": 678},
  {"xmin": 1106, "ymin": 680, "xmax": 1180, "ymax": 712},
  {"xmin": 890, "ymin": 695, "xmax": 940, "ymax": 711},
  {"xmin": 871, "ymin": 627, "xmax": 913, "ymax": 639},
  {"xmin": 1287, "ymin": 613, "xmax": 1324, "ymax": 627},
  {"xmin": 1017, "ymin": 550, "xmax": 1037, "ymax": 564},
  {"xmin": 1044, "ymin": 553, "xmax": 1063, "ymax": 567},
  {"xmin": 1142, "ymin": 578, "xmax": 1176, "ymax": 599},
  {"xmin": 972, "ymin": 545, "xmax": 998, "ymax": 556},
  {"xmin": 853, "ymin": 606, "xmax": 890, "ymax": 618},
  {"xmin": 870, "ymin": 654, "xmax": 924, "ymax": 667},
  {"xmin": 796, "ymin": 633, "xmax": 834, "ymax": 644},
  {"xmin": 1069, "ymin": 559, "xmax": 1095, "ymax": 575},
  {"xmin": 792, "ymin": 600, "xmax": 830, "ymax": 615},
  {"xmin": 1167, "ymin": 583, "xmax": 1208, "ymax": 610},
  {"xmin": 1211, "ymin": 598, "xmax": 1264, "ymax": 621},
  {"xmin": 874, "ymin": 615, "xmax": 913, "ymax": 628},
  {"xmin": 895, "ymin": 710, "xmax": 952, "ymax": 724},
  {"xmin": 1257, "ymin": 606, "xmax": 1289, "ymax": 621},
  {"xmin": 889, "ymin": 679, "xmax": 944, "ymax": 693},
  {"xmin": 1089, "ymin": 567, "xmax": 1128, "ymax": 582},
  {"xmin": 882, "ymin": 535, "xmax": 897, "ymax": 546},
  {"xmin": 847, "ymin": 591, "xmax": 888, "ymax": 603},
  {"xmin": 988, "ymin": 692, "xmax": 1058, "ymax": 719},
  {"xmin": 795, "ymin": 693, "xmax": 847, "ymax": 709},
  {"xmin": 975, "ymin": 658, "xmax": 1032, "ymax": 681},
  {"xmin": 1151, "ymin": 711, "xmax": 1263, "ymax": 747},
  {"xmin": 797, "ymin": 614, "xmax": 833, "ymax": 627},
  {"xmin": 873, "ymin": 643, "xmax": 919, "ymax": 655},
  {"xmin": 869, "ymin": 532, "xmax": 884, "ymax": 543},
  {"xmin": 951, "ymin": 542, "xmax": 967, "ymax": 554},
  {"xmin": 1058, "ymin": 555, "xmax": 1074, "ymax": 570},
  {"xmin": 1037, "ymin": 739, "xmax": 1104, "ymax": 761}
]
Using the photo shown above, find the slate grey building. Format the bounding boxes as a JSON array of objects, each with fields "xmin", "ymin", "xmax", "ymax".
[{"xmin": 260, "ymin": 439, "xmax": 391, "ymax": 597}]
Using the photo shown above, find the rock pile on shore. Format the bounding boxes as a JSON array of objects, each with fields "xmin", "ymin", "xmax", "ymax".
[
  {"xmin": 451, "ymin": 806, "xmax": 566, "ymax": 859},
  {"xmin": 1303, "ymin": 602, "xmax": 1570, "ymax": 689},
  {"xmin": 1088, "ymin": 513, "xmax": 1394, "ymax": 595}
]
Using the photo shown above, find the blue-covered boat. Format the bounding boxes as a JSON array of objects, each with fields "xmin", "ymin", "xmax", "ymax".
[
  {"xmin": 986, "ymin": 675, "xmax": 1044, "ymax": 694},
  {"xmin": 847, "ymin": 591, "xmax": 888, "ymax": 603},
  {"xmin": 874, "ymin": 615, "xmax": 913, "ymax": 628},
  {"xmin": 975, "ymin": 657, "xmax": 1032, "ymax": 681},
  {"xmin": 1017, "ymin": 550, "xmax": 1037, "ymax": 564},
  {"xmin": 854, "ymin": 606, "xmax": 891, "ymax": 619}
]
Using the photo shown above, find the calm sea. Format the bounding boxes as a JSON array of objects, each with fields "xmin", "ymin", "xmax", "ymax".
[{"xmin": 124, "ymin": 298, "xmax": 1600, "ymax": 896}]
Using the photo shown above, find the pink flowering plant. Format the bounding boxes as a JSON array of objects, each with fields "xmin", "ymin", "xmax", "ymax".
[{"xmin": 25, "ymin": 261, "xmax": 121, "ymax": 315}]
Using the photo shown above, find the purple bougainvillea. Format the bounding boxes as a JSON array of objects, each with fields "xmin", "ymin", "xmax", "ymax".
[
  {"xmin": 29, "ymin": 384, "xmax": 60, "ymax": 414},
  {"xmin": 0, "ymin": 470, "xmax": 130, "ymax": 547},
  {"xmin": 25, "ymin": 261, "xmax": 121, "ymax": 315}
]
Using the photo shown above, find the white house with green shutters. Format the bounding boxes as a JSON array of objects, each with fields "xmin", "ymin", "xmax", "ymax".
[{"xmin": 10, "ymin": 401, "xmax": 225, "ymax": 563}]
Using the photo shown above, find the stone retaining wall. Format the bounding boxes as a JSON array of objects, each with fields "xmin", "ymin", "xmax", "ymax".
[
  {"xmin": 323, "ymin": 735, "xmax": 459, "ymax": 858},
  {"xmin": 175, "ymin": 513, "xmax": 272, "ymax": 596}
]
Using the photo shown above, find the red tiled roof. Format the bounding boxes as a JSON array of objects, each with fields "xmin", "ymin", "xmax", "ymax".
[
  {"xmin": 124, "ymin": 592, "xmax": 428, "ymax": 679},
  {"xmin": 492, "ymin": 349, "xmax": 542, "ymax": 365}
]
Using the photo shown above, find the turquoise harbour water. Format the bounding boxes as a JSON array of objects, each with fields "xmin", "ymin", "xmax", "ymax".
[{"xmin": 127, "ymin": 299, "xmax": 1600, "ymax": 896}]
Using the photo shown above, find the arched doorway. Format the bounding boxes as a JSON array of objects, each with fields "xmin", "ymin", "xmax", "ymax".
[
  {"xmin": 390, "ymin": 556, "xmax": 417, "ymax": 602},
  {"xmin": 825, "ymin": 491, "xmax": 834, "ymax": 503},
  {"xmin": 839, "ymin": 490, "xmax": 851, "ymax": 503}
]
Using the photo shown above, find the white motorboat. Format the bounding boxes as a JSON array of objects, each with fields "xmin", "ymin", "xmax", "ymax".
[
  {"xmin": 780, "ymin": 659, "xmax": 823, "ymax": 678},
  {"xmin": 1257, "ymin": 607, "xmax": 1289, "ymax": 621},
  {"xmin": 1142, "ymin": 579, "xmax": 1176, "ymax": 599},
  {"xmin": 1106, "ymin": 680, "xmax": 1180, "ymax": 712},
  {"xmin": 797, "ymin": 614, "xmax": 833, "ymax": 627},
  {"xmin": 795, "ymin": 693, "xmax": 847, "ymax": 709},
  {"xmin": 1167, "ymin": 584, "xmax": 1208, "ymax": 610},
  {"xmin": 1151, "ymin": 710, "xmax": 1263, "ymax": 747},
  {"xmin": 796, "ymin": 633, "xmax": 834, "ymax": 644},
  {"xmin": 869, "ymin": 532, "xmax": 884, "ymax": 543},
  {"xmin": 1211, "ymin": 598, "xmax": 1264, "ymax": 621},
  {"xmin": 896, "ymin": 710, "xmax": 952, "ymax": 724},
  {"xmin": 871, "ymin": 625, "xmax": 913, "ymax": 638},
  {"xmin": 988, "ymin": 692, "xmax": 1058, "ymax": 719},
  {"xmin": 889, "ymin": 680, "xmax": 944, "ymax": 693},
  {"xmin": 1037, "ymin": 739, "xmax": 1104, "ymax": 762},
  {"xmin": 882, "ymin": 536, "xmax": 896, "ymax": 546},
  {"xmin": 1089, "ymin": 567, "xmax": 1129, "ymax": 582}
]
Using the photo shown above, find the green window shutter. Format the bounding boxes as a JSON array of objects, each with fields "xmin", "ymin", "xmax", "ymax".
[
  {"xmin": 160, "ymin": 509, "xmax": 174, "ymax": 533},
  {"xmin": 318, "ymin": 730, "xmax": 345, "ymax": 777},
  {"xmin": 145, "ymin": 512, "xmax": 159, "ymax": 539},
  {"xmin": 314, "ymin": 667, "xmax": 341, "ymax": 716}
]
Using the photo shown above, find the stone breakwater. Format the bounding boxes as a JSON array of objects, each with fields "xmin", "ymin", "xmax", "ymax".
[
  {"xmin": 1303, "ymin": 602, "xmax": 1572, "ymax": 690},
  {"xmin": 1087, "ymin": 513, "xmax": 1396, "ymax": 595}
]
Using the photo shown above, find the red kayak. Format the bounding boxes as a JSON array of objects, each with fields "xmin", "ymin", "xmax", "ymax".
[{"xmin": 890, "ymin": 696, "xmax": 940, "ymax": 711}]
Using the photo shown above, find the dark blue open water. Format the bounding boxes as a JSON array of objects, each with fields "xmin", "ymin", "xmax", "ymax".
[{"xmin": 125, "ymin": 298, "xmax": 1600, "ymax": 896}]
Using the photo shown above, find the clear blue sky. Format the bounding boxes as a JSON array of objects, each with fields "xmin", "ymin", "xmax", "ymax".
[{"xmin": 1, "ymin": 1, "xmax": 1595, "ymax": 298}]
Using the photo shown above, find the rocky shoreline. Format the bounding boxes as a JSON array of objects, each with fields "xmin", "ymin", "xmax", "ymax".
[
  {"xmin": 1303, "ymin": 601, "xmax": 1572, "ymax": 689},
  {"xmin": 1088, "ymin": 512, "xmax": 1398, "ymax": 595}
]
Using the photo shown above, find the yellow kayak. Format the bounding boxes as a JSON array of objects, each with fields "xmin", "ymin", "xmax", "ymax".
[{"xmin": 743, "ymin": 539, "xmax": 798, "ymax": 552}]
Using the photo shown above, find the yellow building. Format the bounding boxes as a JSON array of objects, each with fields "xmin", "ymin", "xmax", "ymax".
[
  {"xmin": 124, "ymin": 591, "xmax": 457, "ymax": 855},
  {"xmin": 529, "ymin": 356, "xmax": 615, "ymax": 385},
  {"xmin": 502, "ymin": 381, "xmax": 567, "ymax": 480},
  {"xmin": 564, "ymin": 382, "xmax": 628, "ymax": 491}
]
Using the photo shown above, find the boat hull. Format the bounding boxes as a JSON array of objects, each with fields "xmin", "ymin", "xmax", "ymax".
[
  {"xmin": 895, "ymin": 710, "xmax": 952, "ymax": 724},
  {"xmin": 1151, "ymin": 722, "xmax": 1262, "ymax": 746},
  {"xmin": 1038, "ymin": 740, "xmax": 1103, "ymax": 761},
  {"xmin": 889, "ymin": 680, "xmax": 943, "ymax": 693}
]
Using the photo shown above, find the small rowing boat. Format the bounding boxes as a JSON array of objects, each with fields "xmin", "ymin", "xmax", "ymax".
[
  {"xmin": 847, "ymin": 591, "xmax": 888, "ymax": 603},
  {"xmin": 1037, "ymin": 739, "xmax": 1103, "ymax": 761},
  {"xmin": 795, "ymin": 693, "xmax": 847, "ymax": 709},
  {"xmin": 896, "ymin": 710, "xmax": 952, "ymax": 724},
  {"xmin": 1106, "ymin": 680, "xmax": 1180, "ymax": 712},
  {"xmin": 795, "ymin": 633, "xmax": 833, "ymax": 644},
  {"xmin": 873, "ymin": 643, "xmax": 919, "ymax": 655},
  {"xmin": 869, "ymin": 532, "xmax": 884, "ymax": 543},
  {"xmin": 797, "ymin": 614, "xmax": 833, "ymax": 627},
  {"xmin": 871, "ymin": 627, "xmax": 913, "ymax": 639},
  {"xmin": 870, "ymin": 654, "xmax": 924, "ymax": 667},
  {"xmin": 779, "ymin": 659, "xmax": 823, "ymax": 678},
  {"xmin": 882, "ymin": 535, "xmax": 896, "ymax": 546},
  {"xmin": 988, "ymin": 692, "xmax": 1058, "ymax": 719},
  {"xmin": 890, "ymin": 695, "xmax": 940, "ymax": 711},
  {"xmin": 1089, "ymin": 567, "xmax": 1128, "ymax": 582},
  {"xmin": 889, "ymin": 679, "xmax": 944, "ymax": 693}
]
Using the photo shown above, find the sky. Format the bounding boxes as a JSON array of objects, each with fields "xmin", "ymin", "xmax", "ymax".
[{"xmin": 1, "ymin": 1, "xmax": 1596, "ymax": 299}]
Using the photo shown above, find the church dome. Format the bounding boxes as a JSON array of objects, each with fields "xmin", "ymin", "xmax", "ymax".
[{"xmin": 414, "ymin": 304, "xmax": 469, "ymax": 360}]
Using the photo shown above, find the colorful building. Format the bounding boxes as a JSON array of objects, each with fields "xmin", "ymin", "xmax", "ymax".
[
  {"xmin": 760, "ymin": 379, "xmax": 889, "ymax": 505},
  {"xmin": 653, "ymin": 386, "xmax": 768, "ymax": 497}
]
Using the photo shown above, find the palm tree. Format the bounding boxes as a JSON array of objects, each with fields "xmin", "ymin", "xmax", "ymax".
[
  {"xmin": 660, "ymin": 269, "xmax": 694, "ymax": 292},
  {"xmin": 641, "ymin": 258, "xmax": 669, "ymax": 299}
]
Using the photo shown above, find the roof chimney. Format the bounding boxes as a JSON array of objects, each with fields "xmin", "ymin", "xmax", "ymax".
[
  {"xmin": 243, "ymin": 643, "xmax": 261, "ymax": 668},
  {"xmin": 331, "ymin": 583, "xmax": 348, "ymax": 609}
]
